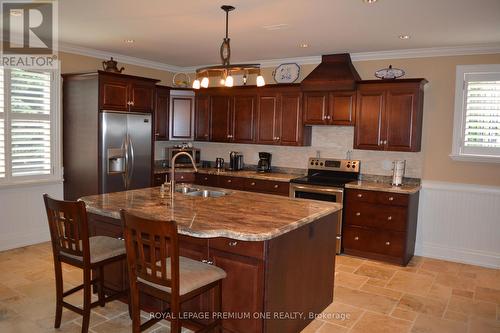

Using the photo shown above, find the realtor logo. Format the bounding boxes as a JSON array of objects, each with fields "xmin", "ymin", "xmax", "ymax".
[{"xmin": 1, "ymin": 0, "xmax": 58, "ymax": 68}]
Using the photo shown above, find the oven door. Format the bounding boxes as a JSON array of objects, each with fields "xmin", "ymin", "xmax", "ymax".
[{"xmin": 290, "ymin": 183, "xmax": 343, "ymax": 254}]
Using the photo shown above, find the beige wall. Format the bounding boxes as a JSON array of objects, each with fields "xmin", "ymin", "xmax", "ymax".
[{"xmin": 59, "ymin": 51, "xmax": 500, "ymax": 186}]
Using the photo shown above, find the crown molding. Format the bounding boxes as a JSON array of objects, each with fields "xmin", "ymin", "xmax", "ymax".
[
  {"xmin": 58, "ymin": 42, "xmax": 500, "ymax": 74},
  {"xmin": 59, "ymin": 42, "xmax": 187, "ymax": 73}
]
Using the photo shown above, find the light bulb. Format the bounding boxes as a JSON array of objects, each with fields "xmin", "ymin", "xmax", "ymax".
[
  {"xmin": 192, "ymin": 79, "xmax": 201, "ymax": 89},
  {"xmin": 256, "ymin": 75, "xmax": 265, "ymax": 87},
  {"xmin": 224, "ymin": 75, "xmax": 234, "ymax": 87},
  {"xmin": 201, "ymin": 77, "xmax": 209, "ymax": 88},
  {"xmin": 220, "ymin": 78, "xmax": 225, "ymax": 85}
]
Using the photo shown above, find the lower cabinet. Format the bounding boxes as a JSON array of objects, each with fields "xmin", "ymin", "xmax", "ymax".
[
  {"xmin": 343, "ymin": 188, "xmax": 419, "ymax": 266},
  {"xmin": 195, "ymin": 173, "xmax": 289, "ymax": 196},
  {"xmin": 153, "ymin": 172, "xmax": 195, "ymax": 186}
]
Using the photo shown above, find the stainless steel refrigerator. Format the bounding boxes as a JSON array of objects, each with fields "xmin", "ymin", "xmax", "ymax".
[{"xmin": 100, "ymin": 111, "xmax": 152, "ymax": 193}]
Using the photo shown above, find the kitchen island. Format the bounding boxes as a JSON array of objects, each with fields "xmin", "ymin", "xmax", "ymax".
[{"xmin": 80, "ymin": 186, "xmax": 341, "ymax": 333}]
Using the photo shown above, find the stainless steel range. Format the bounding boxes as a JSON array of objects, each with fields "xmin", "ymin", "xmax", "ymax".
[{"xmin": 290, "ymin": 158, "xmax": 360, "ymax": 254}]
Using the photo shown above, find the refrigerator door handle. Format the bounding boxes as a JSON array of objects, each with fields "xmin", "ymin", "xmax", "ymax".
[
  {"xmin": 128, "ymin": 135, "xmax": 135, "ymax": 188},
  {"xmin": 123, "ymin": 135, "xmax": 130, "ymax": 189}
]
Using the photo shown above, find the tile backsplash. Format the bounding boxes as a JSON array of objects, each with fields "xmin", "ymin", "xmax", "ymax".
[{"xmin": 155, "ymin": 126, "xmax": 423, "ymax": 178}]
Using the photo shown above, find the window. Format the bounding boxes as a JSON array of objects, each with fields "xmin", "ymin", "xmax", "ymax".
[
  {"xmin": 0, "ymin": 67, "xmax": 61, "ymax": 186},
  {"xmin": 451, "ymin": 64, "xmax": 500, "ymax": 163}
]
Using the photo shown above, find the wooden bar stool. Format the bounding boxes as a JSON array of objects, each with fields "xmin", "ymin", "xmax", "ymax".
[
  {"xmin": 120, "ymin": 210, "xmax": 226, "ymax": 333},
  {"xmin": 43, "ymin": 194, "xmax": 128, "ymax": 333}
]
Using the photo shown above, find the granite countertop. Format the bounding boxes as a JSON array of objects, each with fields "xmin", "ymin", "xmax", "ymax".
[
  {"xmin": 154, "ymin": 167, "xmax": 303, "ymax": 182},
  {"xmin": 80, "ymin": 186, "xmax": 341, "ymax": 241},
  {"xmin": 345, "ymin": 180, "xmax": 421, "ymax": 194}
]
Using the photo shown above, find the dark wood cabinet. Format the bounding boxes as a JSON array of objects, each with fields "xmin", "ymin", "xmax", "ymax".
[
  {"xmin": 256, "ymin": 95, "xmax": 279, "ymax": 144},
  {"xmin": 99, "ymin": 71, "xmax": 157, "ymax": 112},
  {"xmin": 194, "ymin": 173, "xmax": 289, "ymax": 196},
  {"xmin": 210, "ymin": 95, "xmax": 232, "ymax": 142},
  {"xmin": 170, "ymin": 93, "xmax": 194, "ymax": 140},
  {"xmin": 154, "ymin": 86, "xmax": 170, "ymax": 140},
  {"xmin": 354, "ymin": 79, "xmax": 426, "ymax": 152},
  {"xmin": 303, "ymin": 91, "xmax": 356, "ymax": 126},
  {"xmin": 343, "ymin": 188, "xmax": 419, "ymax": 266},
  {"xmin": 194, "ymin": 95, "xmax": 210, "ymax": 141},
  {"xmin": 232, "ymin": 95, "xmax": 257, "ymax": 143}
]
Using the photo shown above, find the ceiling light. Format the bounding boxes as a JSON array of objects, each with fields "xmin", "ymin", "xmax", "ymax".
[
  {"xmin": 399, "ymin": 34, "xmax": 411, "ymax": 40},
  {"xmin": 10, "ymin": 9, "xmax": 22, "ymax": 16},
  {"xmin": 124, "ymin": 39, "xmax": 135, "ymax": 44},
  {"xmin": 256, "ymin": 75, "xmax": 265, "ymax": 87},
  {"xmin": 200, "ymin": 77, "xmax": 209, "ymax": 88},
  {"xmin": 299, "ymin": 43, "xmax": 309, "ymax": 48},
  {"xmin": 363, "ymin": 0, "xmax": 378, "ymax": 4},
  {"xmin": 192, "ymin": 79, "xmax": 201, "ymax": 89},
  {"xmin": 194, "ymin": 5, "xmax": 264, "ymax": 88}
]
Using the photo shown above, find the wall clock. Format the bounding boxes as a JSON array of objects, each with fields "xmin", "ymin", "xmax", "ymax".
[
  {"xmin": 273, "ymin": 63, "xmax": 301, "ymax": 83},
  {"xmin": 374, "ymin": 65, "xmax": 405, "ymax": 79}
]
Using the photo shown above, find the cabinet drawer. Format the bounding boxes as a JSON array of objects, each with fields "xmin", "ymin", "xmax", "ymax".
[
  {"xmin": 218, "ymin": 176, "xmax": 245, "ymax": 190},
  {"xmin": 153, "ymin": 173, "xmax": 166, "ymax": 186},
  {"xmin": 346, "ymin": 189, "xmax": 408, "ymax": 207},
  {"xmin": 345, "ymin": 202, "xmax": 407, "ymax": 232},
  {"xmin": 343, "ymin": 226, "xmax": 405, "ymax": 258},
  {"xmin": 209, "ymin": 238, "xmax": 265, "ymax": 260},
  {"xmin": 195, "ymin": 173, "xmax": 218, "ymax": 187},
  {"xmin": 243, "ymin": 178, "xmax": 289, "ymax": 196},
  {"xmin": 175, "ymin": 172, "xmax": 195, "ymax": 183}
]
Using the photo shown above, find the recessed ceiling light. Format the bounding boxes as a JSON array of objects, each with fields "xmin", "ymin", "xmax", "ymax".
[
  {"xmin": 10, "ymin": 9, "xmax": 22, "ymax": 16},
  {"xmin": 124, "ymin": 39, "xmax": 135, "ymax": 44},
  {"xmin": 363, "ymin": 0, "xmax": 378, "ymax": 3},
  {"xmin": 399, "ymin": 34, "xmax": 411, "ymax": 40},
  {"xmin": 299, "ymin": 43, "xmax": 309, "ymax": 48}
]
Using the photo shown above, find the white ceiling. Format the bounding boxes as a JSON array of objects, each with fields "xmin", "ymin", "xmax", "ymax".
[{"xmin": 58, "ymin": 0, "xmax": 500, "ymax": 68}]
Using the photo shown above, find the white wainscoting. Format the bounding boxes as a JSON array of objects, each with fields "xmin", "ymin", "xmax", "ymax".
[
  {"xmin": 0, "ymin": 182, "xmax": 63, "ymax": 251},
  {"xmin": 415, "ymin": 181, "xmax": 500, "ymax": 268}
]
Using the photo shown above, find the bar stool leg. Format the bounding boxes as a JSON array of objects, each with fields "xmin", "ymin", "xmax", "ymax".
[
  {"xmin": 171, "ymin": 298, "xmax": 181, "ymax": 333},
  {"xmin": 81, "ymin": 268, "xmax": 92, "ymax": 333},
  {"xmin": 130, "ymin": 281, "xmax": 141, "ymax": 333},
  {"xmin": 53, "ymin": 257, "xmax": 63, "ymax": 328},
  {"xmin": 98, "ymin": 266, "xmax": 105, "ymax": 307}
]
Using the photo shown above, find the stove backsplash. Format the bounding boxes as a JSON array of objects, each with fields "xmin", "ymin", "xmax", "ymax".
[{"xmin": 155, "ymin": 126, "xmax": 423, "ymax": 178}]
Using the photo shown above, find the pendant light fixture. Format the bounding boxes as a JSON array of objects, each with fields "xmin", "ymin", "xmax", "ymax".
[{"xmin": 193, "ymin": 5, "xmax": 265, "ymax": 89}]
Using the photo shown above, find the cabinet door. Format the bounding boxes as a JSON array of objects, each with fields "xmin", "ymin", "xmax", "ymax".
[
  {"xmin": 194, "ymin": 95, "xmax": 210, "ymax": 141},
  {"xmin": 100, "ymin": 77, "xmax": 129, "ymax": 110},
  {"xmin": 329, "ymin": 91, "xmax": 356, "ymax": 125},
  {"xmin": 303, "ymin": 92, "xmax": 328, "ymax": 125},
  {"xmin": 170, "ymin": 96, "xmax": 193, "ymax": 140},
  {"xmin": 256, "ymin": 95, "xmax": 279, "ymax": 144},
  {"xmin": 385, "ymin": 88, "xmax": 418, "ymax": 151},
  {"xmin": 210, "ymin": 95, "xmax": 231, "ymax": 142},
  {"xmin": 210, "ymin": 249, "xmax": 264, "ymax": 333},
  {"xmin": 129, "ymin": 82, "xmax": 154, "ymax": 112},
  {"xmin": 154, "ymin": 87, "xmax": 169, "ymax": 140},
  {"xmin": 232, "ymin": 95, "xmax": 256, "ymax": 143},
  {"xmin": 279, "ymin": 93, "xmax": 303, "ymax": 146},
  {"xmin": 354, "ymin": 89, "xmax": 385, "ymax": 150}
]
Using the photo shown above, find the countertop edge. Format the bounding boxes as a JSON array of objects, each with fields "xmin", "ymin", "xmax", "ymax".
[{"xmin": 345, "ymin": 182, "xmax": 421, "ymax": 194}]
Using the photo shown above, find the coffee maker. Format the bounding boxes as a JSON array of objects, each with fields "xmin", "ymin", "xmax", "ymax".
[{"xmin": 257, "ymin": 152, "xmax": 272, "ymax": 173}]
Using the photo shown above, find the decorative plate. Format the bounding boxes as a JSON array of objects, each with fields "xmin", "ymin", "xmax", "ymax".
[
  {"xmin": 172, "ymin": 72, "xmax": 191, "ymax": 87},
  {"xmin": 374, "ymin": 65, "xmax": 405, "ymax": 79},
  {"xmin": 273, "ymin": 63, "xmax": 301, "ymax": 83}
]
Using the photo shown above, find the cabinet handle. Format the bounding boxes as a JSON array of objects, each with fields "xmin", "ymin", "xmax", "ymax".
[
  {"xmin": 276, "ymin": 136, "xmax": 280, "ymax": 140},
  {"xmin": 180, "ymin": 175, "xmax": 184, "ymax": 179},
  {"xmin": 155, "ymin": 132, "xmax": 159, "ymax": 136},
  {"xmin": 387, "ymin": 216, "xmax": 392, "ymax": 221},
  {"xmin": 131, "ymin": 101, "xmax": 135, "ymax": 106},
  {"xmin": 356, "ymin": 212, "xmax": 361, "ymax": 216},
  {"xmin": 204, "ymin": 177, "xmax": 208, "ymax": 181},
  {"xmin": 354, "ymin": 236, "xmax": 359, "ymax": 241},
  {"xmin": 326, "ymin": 115, "xmax": 331, "ymax": 120},
  {"xmin": 385, "ymin": 241, "xmax": 391, "ymax": 246},
  {"xmin": 388, "ymin": 197, "xmax": 394, "ymax": 201},
  {"xmin": 227, "ymin": 179, "xmax": 232, "ymax": 183},
  {"xmin": 228, "ymin": 241, "xmax": 238, "ymax": 247},
  {"xmin": 274, "ymin": 184, "xmax": 279, "ymax": 189},
  {"xmin": 202, "ymin": 259, "xmax": 208, "ymax": 263},
  {"xmin": 384, "ymin": 140, "xmax": 388, "ymax": 144},
  {"xmin": 227, "ymin": 134, "xmax": 233, "ymax": 138},
  {"xmin": 117, "ymin": 237, "xmax": 124, "ymax": 240},
  {"xmin": 207, "ymin": 260, "xmax": 214, "ymax": 265},
  {"xmin": 250, "ymin": 182, "xmax": 256, "ymax": 186},
  {"xmin": 357, "ymin": 194, "xmax": 363, "ymax": 198}
]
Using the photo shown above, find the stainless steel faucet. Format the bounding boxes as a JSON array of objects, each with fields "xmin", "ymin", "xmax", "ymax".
[{"xmin": 170, "ymin": 152, "xmax": 198, "ymax": 198}]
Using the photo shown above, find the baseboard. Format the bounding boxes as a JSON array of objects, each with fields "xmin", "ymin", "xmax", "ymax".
[
  {"xmin": 0, "ymin": 227, "xmax": 50, "ymax": 252},
  {"xmin": 415, "ymin": 242, "xmax": 500, "ymax": 269}
]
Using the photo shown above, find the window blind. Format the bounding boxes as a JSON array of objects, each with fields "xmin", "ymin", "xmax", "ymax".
[
  {"xmin": 464, "ymin": 80, "xmax": 500, "ymax": 149},
  {"xmin": 10, "ymin": 69, "xmax": 52, "ymax": 177}
]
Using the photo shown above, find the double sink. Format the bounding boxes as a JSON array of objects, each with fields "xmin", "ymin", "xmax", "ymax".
[{"xmin": 176, "ymin": 185, "xmax": 227, "ymax": 198}]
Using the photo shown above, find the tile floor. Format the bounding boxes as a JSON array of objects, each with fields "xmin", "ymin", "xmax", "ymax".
[{"xmin": 0, "ymin": 242, "xmax": 498, "ymax": 333}]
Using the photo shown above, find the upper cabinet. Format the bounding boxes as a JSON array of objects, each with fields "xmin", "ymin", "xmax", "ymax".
[
  {"xmin": 154, "ymin": 86, "xmax": 170, "ymax": 140},
  {"xmin": 195, "ymin": 85, "xmax": 311, "ymax": 146},
  {"xmin": 98, "ymin": 71, "xmax": 158, "ymax": 112},
  {"xmin": 169, "ymin": 90, "xmax": 195, "ymax": 140},
  {"xmin": 354, "ymin": 79, "xmax": 427, "ymax": 152},
  {"xmin": 303, "ymin": 91, "xmax": 356, "ymax": 126}
]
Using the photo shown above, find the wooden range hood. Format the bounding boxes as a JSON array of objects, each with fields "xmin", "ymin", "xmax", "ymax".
[{"xmin": 301, "ymin": 53, "xmax": 361, "ymax": 91}]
